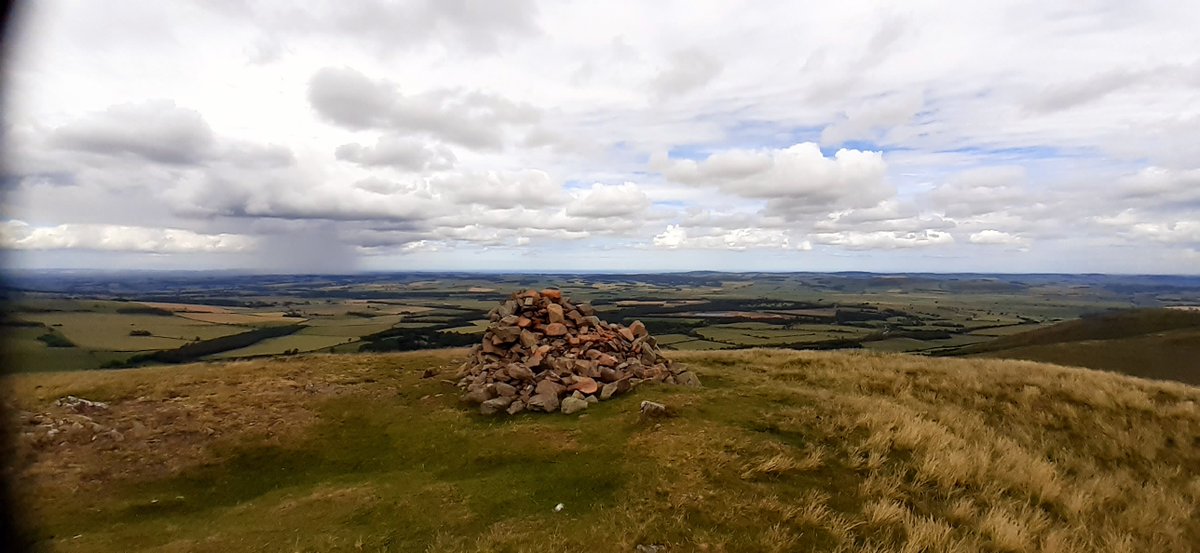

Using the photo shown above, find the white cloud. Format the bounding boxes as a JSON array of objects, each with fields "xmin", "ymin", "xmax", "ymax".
[
  {"xmin": 651, "ymin": 225, "xmax": 807, "ymax": 251},
  {"xmin": 436, "ymin": 170, "xmax": 563, "ymax": 209},
  {"xmin": 811, "ymin": 230, "xmax": 954, "ymax": 250},
  {"xmin": 651, "ymin": 49, "xmax": 722, "ymax": 98},
  {"xmin": 969, "ymin": 229, "xmax": 1029, "ymax": 247},
  {"xmin": 654, "ymin": 142, "xmax": 891, "ymax": 216},
  {"xmin": 6, "ymin": 0, "xmax": 1200, "ymax": 272},
  {"xmin": 565, "ymin": 182, "xmax": 650, "ymax": 218},
  {"xmin": 1, "ymin": 220, "xmax": 254, "ymax": 253},
  {"xmin": 652, "ymin": 225, "xmax": 688, "ymax": 248}
]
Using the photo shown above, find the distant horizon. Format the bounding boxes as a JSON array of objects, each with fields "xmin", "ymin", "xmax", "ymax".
[{"xmin": 6, "ymin": 267, "xmax": 1200, "ymax": 278}]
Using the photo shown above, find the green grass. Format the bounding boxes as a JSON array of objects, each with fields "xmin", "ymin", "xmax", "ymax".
[
  {"xmin": 298, "ymin": 315, "xmax": 405, "ymax": 337},
  {"xmin": 666, "ymin": 339, "xmax": 735, "ymax": 350},
  {"xmin": 16, "ymin": 312, "xmax": 244, "ymax": 351},
  {"xmin": 9, "ymin": 349, "xmax": 1199, "ymax": 552}
]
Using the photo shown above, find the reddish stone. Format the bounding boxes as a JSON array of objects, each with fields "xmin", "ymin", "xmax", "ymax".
[
  {"xmin": 541, "ymin": 289, "xmax": 563, "ymax": 301},
  {"xmin": 629, "ymin": 320, "xmax": 647, "ymax": 337},
  {"xmin": 546, "ymin": 303, "xmax": 565, "ymax": 324},
  {"xmin": 617, "ymin": 327, "xmax": 635, "ymax": 341},
  {"xmin": 517, "ymin": 317, "xmax": 532, "ymax": 328},
  {"xmin": 569, "ymin": 376, "xmax": 599, "ymax": 394},
  {"xmin": 545, "ymin": 322, "xmax": 568, "ymax": 336}
]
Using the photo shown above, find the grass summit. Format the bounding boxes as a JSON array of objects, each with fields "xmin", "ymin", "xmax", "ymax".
[{"xmin": 7, "ymin": 349, "xmax": 1200, "ymax": 552}]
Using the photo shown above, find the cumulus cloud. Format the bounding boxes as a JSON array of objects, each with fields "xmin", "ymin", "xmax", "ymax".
[
  {"xmin": 814, "ymin": 201, "xmax": 954, "ymax": 233},
  {"xmin": 810, "ymin": 230, "xmax": 954, "ymax": 250},
  {"xmin": 929, "ymin": 166, "xmax": 1028, "ymax": 217},
  {"xmin": 565, "ymin": 183, "xmax": 650, "ymax": 218},
  {"xmin": 50, "ymin": 100, "xmax": 215, "ymax": 165},
  {"xmin": 969, "ymin": 229, "xmax": 1029, "ymax": 247},
  {"xmin": 308, "ymin": 66, "xmax": 540, "ymax": 150},
  {"xmin": 1117, "ymin": 166, "xmax": 1200, "ymax": 208},
  {"xmin": 653, "ymin": 142, "xmax": 891, "ymax": 216},
  {"xmin": 1095, "ymin": 211, "xmax": 1200, "ymax": 248},
  {"xmin": 0, "ymin": 220, "xmax": 254, "ymax": 253},
  {"xmin": 335, "ymin": 136, "xmax": 457, "ymax": 171},
  {"xmin": 434, "ymin": 170, "xmax": 563, "ymax": 209},
  {"xmin": 8, "ymin": 0, "xmax": 1200, "ymax": 271},
  {"xmin": 652, "ymin": 225, "xmax": 808, "ymax": 251}
]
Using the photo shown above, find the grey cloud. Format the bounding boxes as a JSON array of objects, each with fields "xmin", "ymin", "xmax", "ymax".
[
  {"xmin": 1116, "ymin": 166, "xmax": 1200, "ymax": 209},
  {"xmin": 335, "ymin": 136, "xmax": 457, "ymax": 171},
  {"xmin": 278, "ymin": 0, "xmax": 539, "ymax": 54},
  {"xmin": 1027, "ymin": 69, "xmax": 1139, "ymax": 113},
  {"xmin": 928, "ymin": 166, "xmax": 1028, "ymax": 217},
  {"xmin": 252, "ymin": 225, "xmax": 360, "ymax": 273},
  {"xmin": 307, "ymin": 67, "xmax": 396, "ymax": 128},
  {"xmin": 245, "ymin": 34, "xmax": 286, "ymax": 64},
  {"xmin": 308, "ymin": 66, "xmax": 540, "ymax": 150},
  {"xmin": 651, "ymin": 49, "xmax": 722, "ymax": 98},
  {"xmin": 50, "ymin": 100, "xmax": 215, "ymax": 165},
  {"xmin": 434, "ymin": 170, "xmax": 563, "ymax": 209},
  {"xmin": 220, "ymin": 142, "xmax": 296, "ymax": 169}
]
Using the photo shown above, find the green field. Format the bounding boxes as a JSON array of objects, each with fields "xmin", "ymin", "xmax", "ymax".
[
  {"xmin": 5, "ymin": 273, "xmax": 1197, "ymax": 376},
  {"xmin": 17, "ymin": 312, "xmax": 246, "ymax": 351}
]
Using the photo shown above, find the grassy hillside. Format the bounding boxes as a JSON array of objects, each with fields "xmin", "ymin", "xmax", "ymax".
[
  {"xmin": 952, "ymin": 309, "xmax": 1200, "ymax": 385},
  {"xmin": 5, "ymin": 349, "xmax": 1199, "ymax": 552}
]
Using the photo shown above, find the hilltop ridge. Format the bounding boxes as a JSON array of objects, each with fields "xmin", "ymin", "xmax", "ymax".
[
  {"xmin": 953, "ymin": 308, "xmax": 1200, "ymax": 385},
  {"xmin": 6, "ymin": 348, "xmax": 1199, "ymax": 552}
]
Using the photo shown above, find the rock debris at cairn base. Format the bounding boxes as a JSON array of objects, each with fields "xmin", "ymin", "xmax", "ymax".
[{"xmin": 457, "ymin": 289, "xmax": 700, "ymax": 415}]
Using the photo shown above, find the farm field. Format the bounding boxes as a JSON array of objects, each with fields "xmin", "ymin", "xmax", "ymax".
[{"xmin": 3, "ymin": 271, "xmax": 1199, "ymax": 381}]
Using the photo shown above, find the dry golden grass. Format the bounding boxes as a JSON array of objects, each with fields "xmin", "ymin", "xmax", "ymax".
[{"xmin": 3, "ymin": 348, "xmax": 1198, "ymax": 552}]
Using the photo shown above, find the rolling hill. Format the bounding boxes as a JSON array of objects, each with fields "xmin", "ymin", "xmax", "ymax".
[
  {"xmin": 950, "ymin": 308, "xmax": 1200, "ymax": 385},
  {"xmin": 5, "ymin": 348, "xmax": 1199, "ymax": 552}
]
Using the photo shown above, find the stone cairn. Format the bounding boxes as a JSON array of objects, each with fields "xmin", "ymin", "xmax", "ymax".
[{"xmin": 456, "ymin": 289, "xmax": 700, "ymax": 416}]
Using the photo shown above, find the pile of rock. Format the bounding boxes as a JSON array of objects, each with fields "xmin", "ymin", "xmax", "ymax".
[{"xmin": 456, "ymin": 289, "xmax": 699, "ymax": 415}]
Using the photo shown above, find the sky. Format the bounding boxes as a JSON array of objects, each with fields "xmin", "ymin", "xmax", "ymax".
[{"xmin": 2, "ymin": 0, "xmax": 1199, "ymax": 274}]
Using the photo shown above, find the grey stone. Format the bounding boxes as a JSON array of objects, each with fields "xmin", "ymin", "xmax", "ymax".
[
  {"xmin": 561, "ymin": 396, "xmax": 589, "ymax": 415},
  {"xmin": 535, "ymin": 379, "xmax": 565, "ymax": 397},
  {"xmin": 675, "ymin": 370, "xmax": 702, "ymax": 387},
  {"xmin": 640, "ymin": 400, "xmax": 669, "ymax": 417},
  {"xmin": 600, "ymin": 382, "xmax": 619, "ymax": 400},
  {"xmin": 519, "ymin": 330, "xmax": 539, "ymax": 349},
  {"xmin": 464, "ymin": 385, "xmax": 492, "ymax": 404},
  {"xmin": 527, "ymin": 392, "xmax": 560, "ymax": 413},
  {"xmin": 493, "ymin": 382, "xmax": 517, "ymax": 397},
  {"xmin": 479, "ymin": 396, "xmax": 513, "ymax": 416}
]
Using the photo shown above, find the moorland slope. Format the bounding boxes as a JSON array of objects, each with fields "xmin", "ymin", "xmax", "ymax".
[
  {"xmin": 5, "ymin": 349, "xmax": 1199, "ymax": 552},
  {"xmin": 953, "ymin": 308, "xmax": 1200, "ymax": 385}
]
